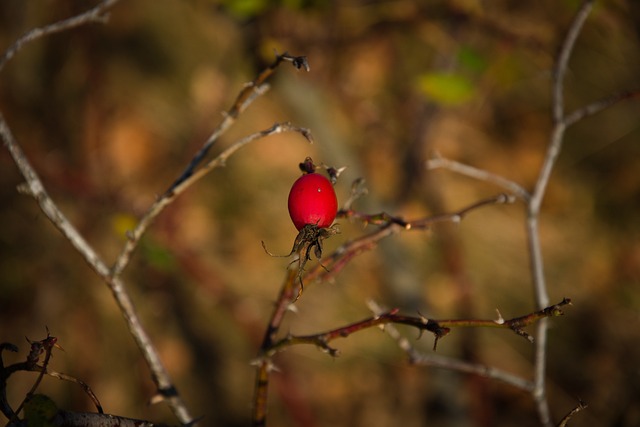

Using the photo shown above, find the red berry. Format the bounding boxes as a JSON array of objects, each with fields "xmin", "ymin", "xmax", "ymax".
[{"xmin": 288, "ymin": 172, "xmax": 338, "ymax": 230}]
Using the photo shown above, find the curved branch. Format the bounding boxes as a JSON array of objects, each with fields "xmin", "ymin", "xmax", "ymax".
[
  {"xmin": 0, "ymin": 113, "xmax": 194, "ymax": 425},
  {"xmin": 0, "ymin": 0, "xmax": 120, "ymax": 73}
]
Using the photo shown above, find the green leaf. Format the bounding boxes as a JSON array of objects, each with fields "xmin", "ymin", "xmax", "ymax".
[
  {"xmin": 142, "ymin": 241, "xmax": 177, "ymax": 272},
  {"xmin": 24, "ymin": 394, "xmax": 58, "ymax": 427},
  {"xmin": 223, "ymin": 0, "xmax": 269, "ymax": 18},
  {"xmin": 457, "ymin": 46, "xmax": 487, "ymax": 73},
  {"xmin": 416, "ymin": 72, "xmax": 475, "ymax": 106}
]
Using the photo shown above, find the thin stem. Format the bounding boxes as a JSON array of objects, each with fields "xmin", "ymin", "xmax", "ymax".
[
  {"xmin": 551, "ymin": 0, "xmax": 595, "ymax": 123},
  {"xmin": 166, "ymin": 53, "xmax": 309, "ymax": 194},
  {"xmin": 0, "ymin": 0, "xmax": 120, "ymax": 73},
  {"xmin": 307, "ymin": 193, "xmax": 514, "ymax": 284},
  {"xmin": 536, "ymin": 0, "xmax": 594, "ymax": 212},
  {"xmin": 252, "ymin": 267, "xmax": 300, "ymax": 427},
  {"xmin": 426, "ymin": 155, "xmax": 531, "ymax": 201}
]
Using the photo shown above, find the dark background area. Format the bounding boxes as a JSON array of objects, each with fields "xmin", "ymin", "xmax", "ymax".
[{"xmin": 1, "ymin": 1, "xmax": 639, "ymax": 426}]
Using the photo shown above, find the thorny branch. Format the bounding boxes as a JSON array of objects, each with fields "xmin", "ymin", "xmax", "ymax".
[
  {"xmin": 263, "ymin": 298, "xmax": 571, "ymax": 357},
  {"xmin": 0, "ymin": 336, "xmax": 183, "ymax": 427},
  {"xmin": 306, "ymin": 193, "xmax": 514, "ymax": 284},
  {"xmin": 252, "ymin": 192, "xmax": 514, "ymax": 426},
  {"xmin": 367, "ymin": 300, "xmax": 536, "ymax": 392},
  {"xmin": 0, "ymin": 334, "xmax": 104, "ymax": 425},
  {"xmin": 2, "ymin": 1, "xmax": 637, "ymax": 426}
]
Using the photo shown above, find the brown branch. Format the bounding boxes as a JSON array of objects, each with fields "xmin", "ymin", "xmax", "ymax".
[
  {"xmin": 39, "ymin": 370, "xmax": 103, "ymax": 414},
  {"xmin": 54, "ymin": 410, "xmax": 176, "ymax": 427},
  {"xmin": 556, "ymin": 400, "xmax": 588, "ymax": 427},
  {"xmin": 367, "ymin": 300, "xmax": 535, "ymax": 392},
  {"xmin": 1, "ymin": 335, "xmax": 103, "ymax": 424},
  {"xmin": 7, "ymin": 403, "xmax": 177, "ymax": 427},
  {"xmin": 305, "ymin": 193, "xmax": 514, "ymax": 284},
  {"xmin": 252, "ymin": 267, "xmax": 300, "ymax": 427},
  {"xmin": 264, "ymin": 299, "xmax": 571, "ymax": 356}
]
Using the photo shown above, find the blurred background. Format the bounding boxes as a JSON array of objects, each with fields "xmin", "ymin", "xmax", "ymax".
[{"xmin": 1, "ymin": 1, "xmax": 639, "ymax": 426}]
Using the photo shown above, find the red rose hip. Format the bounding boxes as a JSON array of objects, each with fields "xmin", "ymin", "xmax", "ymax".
[{"xmin": 288, "ymin": 172, "xmax": 338, "ymax": 230}]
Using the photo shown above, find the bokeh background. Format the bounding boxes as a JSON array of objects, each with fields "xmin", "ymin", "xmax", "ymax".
[{"xmin": 1, "ymin": 1, "xmax": 639, "ymax": 426}]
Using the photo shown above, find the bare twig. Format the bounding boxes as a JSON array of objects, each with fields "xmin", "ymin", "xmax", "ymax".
[
  {"xmin": 564, "ymin": 89, "xmax": 640, "ymax": 127},
  {"xmin": 528, "ymin": 1, "xmax": 595, "ymax": 425},
  {"xmin": 0, "ymin": 1, "xmax": 192, "ymax": 420},
  {"xmin": 551, "ymin": 0, "xmax": 594, "ymax": 124},
  {"xmin": 111, "ymin": 121, "xmax": 312, "ymax": 277},
  {"xmin": 538, "ymin": 0, "xmax": 595, "ymax": 215},
  {"xmin": 0, "ymin": 0, "xmax": 120, "ymax": 73},
  {"xmin": 426, "ymin": 154, "xmax": 531, "ymax": 201},
  {"xmin": 165, "ymin": 53, "xmax": 309, "ymax": 196},
  {"xmin": 110, "ymin": 52, "xmax": 310, "ymax": 279},
  {"xmin": 44, "ymin": 370, "xmax": 103, "ymax": 414}
]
